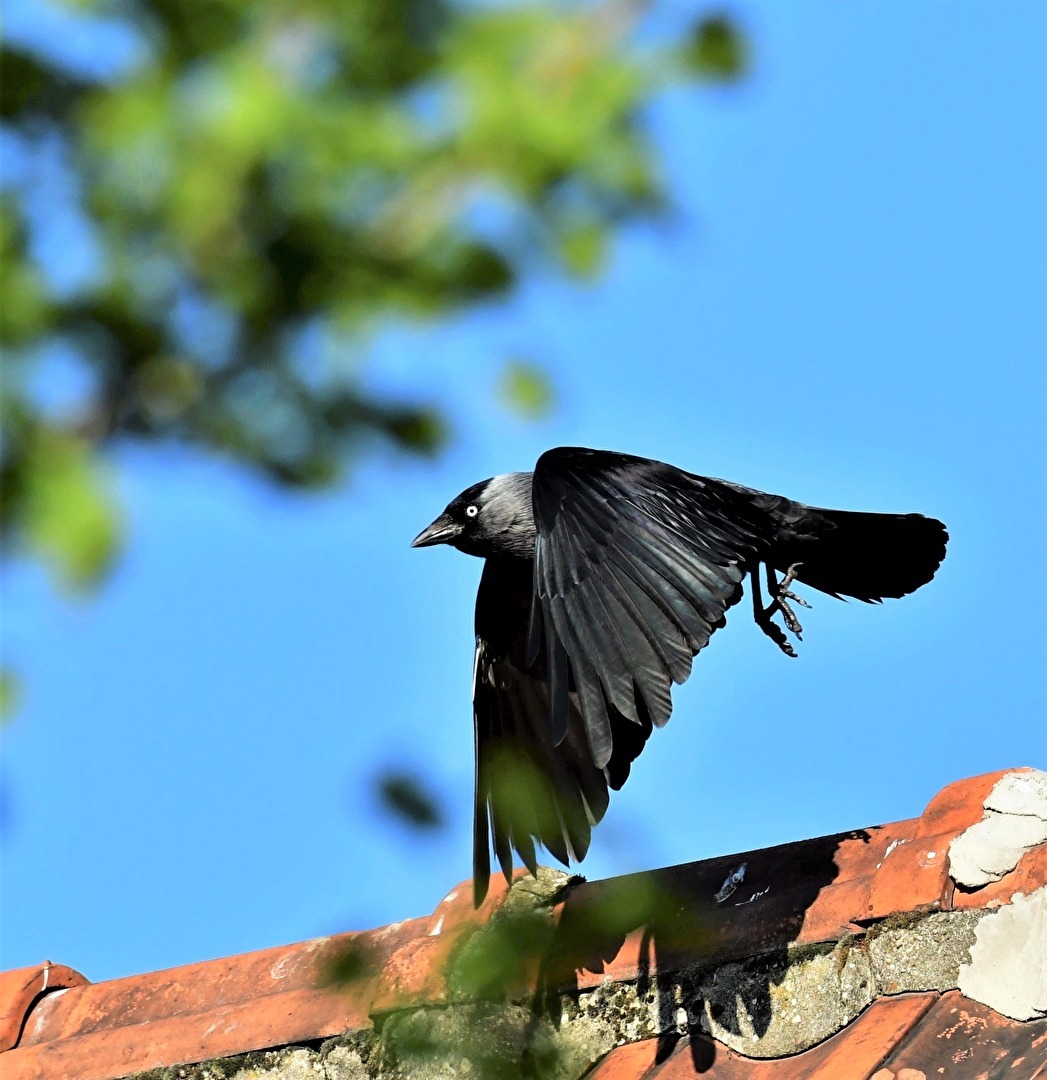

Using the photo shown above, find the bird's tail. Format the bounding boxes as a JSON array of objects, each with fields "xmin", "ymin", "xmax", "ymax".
[{"xmin": 773, "ymin": 508, "xmax": 948, "ymax": 603}]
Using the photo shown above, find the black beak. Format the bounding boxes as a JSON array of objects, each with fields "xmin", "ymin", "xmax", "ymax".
[{"xmin": 411, "ymin": 512, "xmax": 461, "ymax": 549}]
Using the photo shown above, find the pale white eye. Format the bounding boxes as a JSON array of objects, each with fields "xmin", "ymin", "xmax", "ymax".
[{"xmin": 465, "ymin": 504, "xmax": 479, "ymax": 518}]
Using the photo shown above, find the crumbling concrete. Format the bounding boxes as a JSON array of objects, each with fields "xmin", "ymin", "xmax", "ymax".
[
  {"xmin": 124, "ymin": 823, "xmax": 1047, "ymax": 1080},
  {"xmin": 674, "ymin": 908, "xmax": 982, "ymax": 1058},
  {"xmin": 127, "ymin": 905, "xmax": 995, "ymax": 1079},
  {"xmin": 125, "ymin": 1036, "xmax": 377, "ymax": 1080},
  {"xmin": 958, "ymin": 885, "xmax": 1047, "ymax": 1022},
  {"xmin": 949, "ymin": 769, "xmax": 1047, "ymax": 887}
]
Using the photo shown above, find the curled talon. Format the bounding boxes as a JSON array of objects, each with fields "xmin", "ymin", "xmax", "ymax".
[
  {"xmin": 751, "ymin": 565, "xmax": 801, "ymax": 656},
  {"xmin": 761, "ymin": 615, "xmax": 797, "ymax": 657},
  {"xmin": 777, "ymin": 598, "xmax": 804, "ymax": 637},
  {"xmin": 763, "ymin": 562, "xmax": 810, "ymax": 636}
]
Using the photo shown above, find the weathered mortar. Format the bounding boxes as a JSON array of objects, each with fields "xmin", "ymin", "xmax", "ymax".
[{"xmin": 123, "ymin": 902, "xmax": 997, "ymax": 1080}]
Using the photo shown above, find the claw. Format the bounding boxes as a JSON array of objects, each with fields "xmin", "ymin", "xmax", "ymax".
[
  {"xmin": 758, "ymin": 613, "xmax": 797, "ymax": 658},
  {"xmin": 769, "ymin": 562, "xmax": 808, "ymax": 636},
  {"xmin": 778, "ymin": 601, "xmax": 804, "ymax": 636},
  {"xmin": 751, "ymin": 562, "xmax": 810, "ymax": 656}
]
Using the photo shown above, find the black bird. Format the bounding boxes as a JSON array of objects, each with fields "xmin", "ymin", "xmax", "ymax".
[{"xmin": 412, "ymin": 446, "xmax": 947, "ymax": 905}]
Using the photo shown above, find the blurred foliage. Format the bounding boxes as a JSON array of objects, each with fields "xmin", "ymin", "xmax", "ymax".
[
  {"xmin": 1, "ymin": 0, "xmax": 746, "ymax": 591},
  {"xmin": 19, "ymin": 427, "xmax": 122, "ymax": 589},
  {"xmin": 377, "ymin": 769, "xmax": 444, "ymax": 829},
  {"xmin": 318, "ymin": 934, "xmax": 381, "ymax": 988},
  {"xmin": 382, "ymin": 998, "xmax": 565, "ymax": 1080},
  {"xmin": 322, "ymin": 868, "xmax": 697, "ymax": 1079},
  {"xmin": 687, "ymin": 14, "xmax": 748, "ymax": 79},
  {"xmin": 0, "ymin": 668, "xmax": 19, "ymax": 722},
  {"xmin": 448, "ymin": 906, "xmax": 556, "ymax": 1001},
  {"xmin": 498, "ymin": 360, "xmax": 555, "ymax": 420}
]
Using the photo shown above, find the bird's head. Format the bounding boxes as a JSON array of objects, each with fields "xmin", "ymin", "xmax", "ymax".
[{"xmin": 411, "ymin": 472, "xmax": 536, "ymax": 559}]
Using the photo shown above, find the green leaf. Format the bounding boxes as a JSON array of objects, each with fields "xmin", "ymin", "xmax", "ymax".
[
  {"xmin": 22, "ymin": 430, "xmax": 122, "ymax": 591},
  {"xmin": 0, "ymin": 668, "xmax": 20, "ymax": 723},
  {"xmin": 498, "ymin": 361, "xmax": 554, "ymax": 420},
  {"xmin": 3, "ymin": 0, "xmax": 746, "ymax": 603},
  {"xmin": 384, "ymin": 408, "xmax": 448, "ymax": 455},
  {"xmin": 317, "ymin": 937, "xmax": 380, "ymax": 988},
  {"xmin": 377, "ymin": 770, "xmax": 444, "ymax": 829},
  {"xmin": 0, "ymin": 202, "xmax": 51, "ymax": 345},
  {"xmin": 558, "ymin": 221, "xmax": 607, "ymax": 277},
  {"xmin": 685, "ymin": 15, "xmax": 748, "ymax": 81}
]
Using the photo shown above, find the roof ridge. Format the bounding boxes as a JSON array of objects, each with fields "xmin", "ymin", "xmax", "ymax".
[{"xmin": 3, "ymin": 768, "xmax": 1044, "ymax": 1080}]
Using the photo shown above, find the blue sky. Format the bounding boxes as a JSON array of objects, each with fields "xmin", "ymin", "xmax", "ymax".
[{"xmin": 3, "ymin": 1, "xmax": 1045, "ymax": 985}]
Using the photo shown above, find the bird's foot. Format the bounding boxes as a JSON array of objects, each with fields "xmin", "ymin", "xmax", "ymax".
[
  {"xmin": 755, "ymin": 612, "xmax": 798, "ymax": 658},
  {"xmin": 772, "ymin": 562, "xmax": 810, "ymax": 636},
  {"xmin": 751, "ymin": 563, "xmax": 810, "ymax": 658}
]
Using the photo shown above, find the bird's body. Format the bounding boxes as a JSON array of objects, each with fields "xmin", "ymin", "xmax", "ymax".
[{"xmin": 413, "ymin": 447, "xmax": 948, "ymax": 904}]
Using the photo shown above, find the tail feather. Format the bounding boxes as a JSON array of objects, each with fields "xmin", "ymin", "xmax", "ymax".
[{"xmin": 772, "ymin": 508, "xmax": 948, "ymax": 603}]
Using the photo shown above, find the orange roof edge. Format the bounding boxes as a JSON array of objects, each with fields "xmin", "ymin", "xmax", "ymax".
[
  {"xmin": 3, "ymin": 767, "xmax": 1045, "ymax": 1080},
  {"xmin": 0, "ymin": 963, "xmax": 90, "ymax": 1052}
]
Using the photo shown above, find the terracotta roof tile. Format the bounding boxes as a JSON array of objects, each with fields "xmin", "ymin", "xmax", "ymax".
[
  {"xmin": 592, "ymin": 993, "xmax": 939, "ymax": 1078},
  {"xmin": 3, "ymin": 768, "xmax": 1045, "ymax": 1080},
  {"xmin": 952, "ymin": 839, "xmax": 1047, "ymax": 910},
  {"xmin": 6, "ymin": 920, "xmax": 428, "ymax": 1080},
  {"xmin": 592, "ymin": 991, "xmax": 1047, "ymax": 1078},
  {"xmin": 882, "ymin": 993, "xmax": 1047, "ymax": 1078},
  {"xmin": 370, "ymin": 868, "xmax": 528, "ymax": 1013},
  {"xmin": 0, "ymin": 963, "xmax": 89, "ymax": 1053}
]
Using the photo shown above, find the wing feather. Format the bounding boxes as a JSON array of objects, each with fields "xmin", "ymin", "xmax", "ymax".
[
  {"xmin": 563, "ymin": 583, "xmax": 639, "ymax": 722},
  {"xmin": 471, "ymin": 557, "xmax": 651, "ymax": 905},
  {"xmin": 532, "ymin": 447, "xmax": 764, "ymax": 749},
  {"xmin": 469, "ymin": 447, "xmax": 770, "ymax": 905},
  {"xmin": 597, "ymin": 550, "xmax": 695, "ymax": 683}
]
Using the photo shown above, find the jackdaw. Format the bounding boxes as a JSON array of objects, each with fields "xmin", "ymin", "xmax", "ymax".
[{"xmin": 412, "ymin": 446, "xmax": 947, "ymax": 904}]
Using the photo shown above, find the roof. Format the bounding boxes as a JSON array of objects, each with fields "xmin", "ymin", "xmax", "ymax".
[{"xmin": 3, "ymin": 767, "xmax": 1045, "ymax": 1080}]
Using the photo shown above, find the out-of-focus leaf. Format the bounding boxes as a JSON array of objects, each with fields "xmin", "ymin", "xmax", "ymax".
[
  {"xmin": 2, "ymin": 0, "xmax": 747, "ymax": 595},
  {"xmin": 685, "ymin": 15, "xmax": 748, "ymax": 81},
  {"xmin": 498, "ymin": 360, "xmax": 554, "ymax": 420},
  {"xmin": 377, "ymin": 770, "xmax": 443, "ymax": 829},
  {"xmin": 382, "ymin": 997, "xmax": 564, "ymax": 1079},
  {"xmin": 0, "ymin": 669, "xmax": 20, "ymax": 723},
  {"xmin": 449, "ymin": 909, "xmax": 554, "ymax": 1000},
  {"xmin": 135, "ymin": 355, "xmax": 203, "ymax": 422},
  {"xmin": 318, "ymin": 937, "xmax": 380, "ymax": 988},
  {"xmin": 21, "ymin": 430, "xmax": 122, "ymax": 590},
  {"xmin": 383, "ymin": 408, "xmax": 447, "ymax": 455},
  {"xmin": 0, "ymin": 202, "xmax": 52, "ymax": 345},
  {"xmin": 558, "ymin": 221, "xmax": 607, "ymax": 277}
]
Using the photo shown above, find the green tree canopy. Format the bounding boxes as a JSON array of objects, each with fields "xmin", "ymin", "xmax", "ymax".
[{"xmin": 1, "ymin": 0, "xmax": 745, "ymax": 590}]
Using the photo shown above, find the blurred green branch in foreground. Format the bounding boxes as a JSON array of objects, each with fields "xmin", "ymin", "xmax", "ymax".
[{"xmin": 1, "ymin": 0, "xmax": 746, "ymax": 595}]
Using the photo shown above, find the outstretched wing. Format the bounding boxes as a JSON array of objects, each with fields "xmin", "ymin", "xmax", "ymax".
[
  {"xmin": 528, "ymin": 446, "xmax": 767, "ymax": 768},
  {"xmin": 472, "ymin": 557, "xmax": 651, "ymax": 906}
]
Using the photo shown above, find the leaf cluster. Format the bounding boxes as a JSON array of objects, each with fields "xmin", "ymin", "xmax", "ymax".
[{"xmin": 2, "ymin": 0, "xmax": 744, "ymax": 589}]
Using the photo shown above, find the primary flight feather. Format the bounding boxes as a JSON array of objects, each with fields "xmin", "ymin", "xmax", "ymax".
[{"xmin": 412, "ymin": 447, "xmax": 947, "ymax": 905}]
